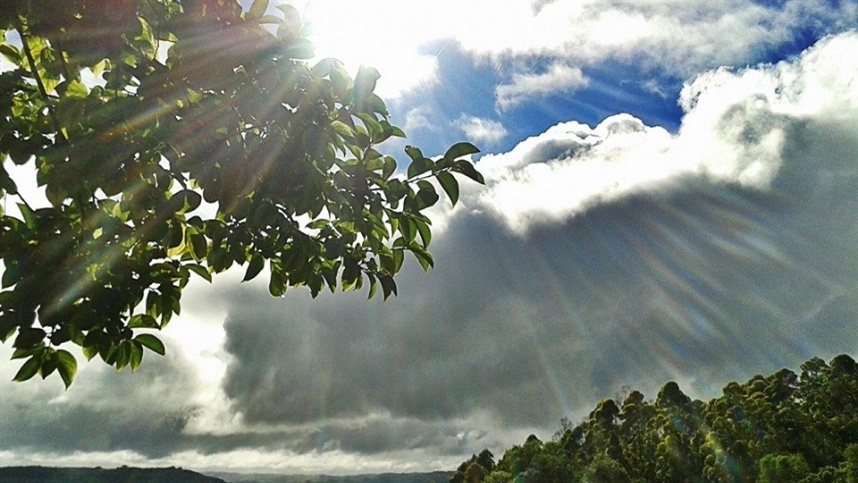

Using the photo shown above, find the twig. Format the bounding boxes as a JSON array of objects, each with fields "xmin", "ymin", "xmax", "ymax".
[{"xmin": 13, "ymin": 15, "xmax": 67, "ymax": 143}]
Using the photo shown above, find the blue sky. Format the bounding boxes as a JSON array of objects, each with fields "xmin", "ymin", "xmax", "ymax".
[{"xmin": 1, "ymin": 0, "xmax": 857, "ymax": 476}]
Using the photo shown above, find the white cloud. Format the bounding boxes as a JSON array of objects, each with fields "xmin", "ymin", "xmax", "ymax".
[
  {"xmin": 403, "ymin": 105, "xmax": 435, "ymax": 132},
  {"xmin": 495, "ymin": 63, "xmax": 588, "ymax": 109},
  {"xmin": 454, "ymin": 115, "xmax": 508, "ymax": 145},
  {"xmin": 297, "ymin": 0, "xmax": 856, "ymax": 97},
  {"xmin": 476, "ymin": 31, "xmax": 858, "ymax": 233}
]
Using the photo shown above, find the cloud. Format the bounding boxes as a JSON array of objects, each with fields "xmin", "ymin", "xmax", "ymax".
[
  {"xmin": 404, "ymin": 106, "xmax": 434, "ymax": 132},
  {"xmin": 0, "ymin": 340, "xmax": 204, "ymax": 459},
  {"xmin": 212, "ymin": 29, "xmax": 858, "ymax": 459},
  {"xmin": 478, "ymin": 31, "xmax": 858, "ymax": 232},
  {"xmin": 301, "ymin": 1, "xmax": 856, "ymax": 97},
  {"xmin": 454, "ymin": 115, "xmax": 509, "ymax": 145},
  {"xmin": 496, "ymin": 63, "xmax": 588, "ymax": 109},
  {"xmin": 461, "ymin": 1, "xmax": 856, "ymax": 73}
]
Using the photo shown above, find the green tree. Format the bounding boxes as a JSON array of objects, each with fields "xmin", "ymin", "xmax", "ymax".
[
  {"xmin": 458, "ymin": 355, "xmax": 857, "ymax": 483},
  {"xmin": 0, "ymin": 0, "xmax": 483, "ymax": 387},
  {"xmin": 465, "ymin": 462, "xmax": 488, "ymax": 483},
  {"xmin": 757, "ymin": 453, "xmax": 811, "ymax": 483},
  {"xmin": 481, "ymin": 471, "xmax": 513, "ymax": 483},
  {"xmin": 582, "ymin": 454, "xmax": 631, "ymax": 483},
  {"xmin": 476, "ymin": 449, "xmax": 497, "ymax": 473}
]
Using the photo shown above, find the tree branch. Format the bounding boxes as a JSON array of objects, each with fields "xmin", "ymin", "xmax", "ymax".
[{"xmin": 13, "ymin": 15, "xmax": 67, "ymax": 143}]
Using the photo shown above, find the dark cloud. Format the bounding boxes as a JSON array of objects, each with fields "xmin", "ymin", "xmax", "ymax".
[
  {"xmin": 216, "ymin": 34, "xmax": 858, "ymax": 446},
  {"xmin": 220, "ymin": 139, "xmax": 855, "ymax": 435},
  {"xmin": 0, "ymin": 346, "xmax": 202, "ymax": 458}
]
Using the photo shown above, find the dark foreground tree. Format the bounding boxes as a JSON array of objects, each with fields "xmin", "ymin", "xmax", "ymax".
[{"xmin": 0, "ymin": 0, "xmax": 483, "ymax": 387}]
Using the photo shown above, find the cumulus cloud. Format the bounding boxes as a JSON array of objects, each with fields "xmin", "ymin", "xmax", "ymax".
[
  {"xmin": 495, "ymin": 63, "xmax": 588, "ymax": 109},
  {"xmin": 454, "ymin": 115, "xmax": 509, "ymax": 145},
  {"xmin": 477, "ymin": 31, "xmax": 858, "ymax": 232}
]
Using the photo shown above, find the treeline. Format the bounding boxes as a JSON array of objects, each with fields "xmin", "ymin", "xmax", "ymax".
[
  {"xmin": 0, "ymin": 465, "xmax": 225, "ymax": 482},
  {"xmin": 451, "ymin": 354, "xmax": 858, "ymax": 482}
]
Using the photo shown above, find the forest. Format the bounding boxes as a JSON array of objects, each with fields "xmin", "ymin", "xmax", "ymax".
[{"xmin": 449, "ymin": 354, "xmax": 858, "ymax": 483}]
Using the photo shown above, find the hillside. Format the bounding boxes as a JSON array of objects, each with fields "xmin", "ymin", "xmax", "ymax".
[
  {"xmin": 449, "ymin": 354, "xmax": 858, "ymax": 482},
  {"xmin": 0, "ymin": 465, "xmax": 226, "ymax": 483},
  {"xmin": 211, "ymin": 471, "xmax": 453, "ymax": 483}
]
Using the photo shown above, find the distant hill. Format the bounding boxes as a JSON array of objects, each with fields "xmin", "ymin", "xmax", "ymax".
[
  {"xmin": 0, "ymin": 466, "xmax": 226, "ymax": 483},
  {"xmin": 0, "ymin": 467, "xmax": 453, "ymax": 483},
  {"xmin": 205, "ymin": 471, "xmax": 454, "ymax": 483}
]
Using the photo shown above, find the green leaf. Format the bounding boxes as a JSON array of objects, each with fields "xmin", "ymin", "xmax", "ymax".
[
  {"xmin": 0, "ymin": 166, "xmax": 18, "ymax": 195},
  {"xmin": 405, "ymin": 145, "xmax": 423, "ymax": 162},
  {"xmin": 185, "ymin": 263, "xmax": 212, "ymax": 282},
  {"xmin": 2, "ymin": 260, "xmax": 20, "ymax": 288},
  {"xmin": 129, "ymin": 341, "xmax": 143, "ymax": 372},
  {"xmin": 399, "ymin": 217, "xmax": 416, "ymax": 244},
  {"xmin": 13, "ymin": 356, "xmax": 41, "ymax": 382},
  {"xmin": 0, "ymin": 43, "xmax": 21, "ymax": 65},
  {"xmin": 414, "ymin": 218, "xmax": 432, "ymax": 247},
  {"xmin": 285, "ymin": 39, "xmax": 314, "ymax": 59},
  {"xmin": 82, "ymin": 332, "xmax": 99, "ymax": 361},
  {"xmin": 268, "ymin": 263, "xmax": 287, "ymax": 297},
  {"xmin": 243, "ymin": 254, "xmax": 265, "ymax": 282},
  {"xmin": 382, "ymin": 156, "xmax": 397, "ymax": 180},
  {"xmin": 128, "ymin": 314, "xmax": 159, "ymax": 329},
  {"xmin": 367, "ymin": 273, "xmax": 378, "ymax": 299},
  {"xmin": 114, "ymin": 342, "xmax": 130, "ymax": 371},
  {"xmin": 452, "ymin": 160, "xmax": 485, "ymax": 184},
  {"xmin": 175, "ymin": 189, "xmax": 202, "ymax": 213},
  {"xmin": 248, "ymin": 0, "xmax": 270, "ymax": 20},
  {"xmin": 10, "ymin": 348, "xmax": 32, "ymax": 360},
  {"xmin": 15, "ymin": 327, "xmax": 46, "ymax": 348},
  {"xmin": 436, "ymin": 171, "xmax": 459, "ymax": 206},
  {"xmin": 385, "ymin": 179, "xmax": 408, "ymax": 202},
  {"xmin": 17, "ymin": 203, "xmax": 36, "ymax": 229},
  {"xmin": 188, "ymin": 233, "xmax": 207, "ymax": 261},
  {"xmin": 407, "ymin": 157, "xmax": 433, "ymax": 179},
  {"xmin": 55, "ymin": 350, "xmax": 77, "ymax": 389},
  {"xmin": 356, "ymin": 113, "xmax": 382, "ymax": 139},
  {"xmin": 331, "ymin": 120, "xmax": 355, "ymax": 139},
  {"xmin": 353, "ymin": 65, "xmax": 381, "ymax": 104},
  {"xmin": 443, "ymin": 142, "xmax": 480, "ymax": 161},
  {"xmin": 413, "ymin": 180, "xmax": 439, "ymax": 210},
  {"xmin": 40, "ymin": 354, "xmax": 57, "ymax": 378},
  {"xmin": 134, "ymin": 334, "xmax": 165, "ymax": 356},
  {"xmin": 65, "ymin": 80, "xmax": 89, "ymax": 99},
  {"xmin": 379, "ymin": 274, "xmax": 397, "ymax": 299},
  {"xmin": 410, "ymin": 243, "xmax": 434, "ymax": 271}
]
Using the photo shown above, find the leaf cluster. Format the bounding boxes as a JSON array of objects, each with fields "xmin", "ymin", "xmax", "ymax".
[{"xmin": 0, "ymin": 0, "xmax": 483, "ymax": 387}]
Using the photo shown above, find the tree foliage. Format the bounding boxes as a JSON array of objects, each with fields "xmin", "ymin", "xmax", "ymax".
[
  {"xmin": 453, "ymin": 354, "xmax": 858, "ymax": 483},
  {"xmin": 0, "ymin": 0, "xmax": 483, "ymax": 387}
]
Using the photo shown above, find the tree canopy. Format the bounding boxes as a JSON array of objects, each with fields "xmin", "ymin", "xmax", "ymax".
[
  {"xmin": 451, "ymin": 354, "xmax": 858, "ymax": 483},
  {"xmin": 0, "ymin": 0, "xmax": 483, "ymax": 387}
]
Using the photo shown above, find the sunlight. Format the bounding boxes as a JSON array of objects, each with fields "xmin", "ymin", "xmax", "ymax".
[{"xmin": 294, "ymin": 1, "xmax": 443, "ymax": 97}]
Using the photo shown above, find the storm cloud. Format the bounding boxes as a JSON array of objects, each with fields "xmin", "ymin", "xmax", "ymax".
[{"xmin": 215, "ymin": 29, "xmax": 858, "ymax": 454}]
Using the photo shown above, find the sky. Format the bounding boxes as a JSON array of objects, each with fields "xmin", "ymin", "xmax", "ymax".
[{"xmin": 1, "ymin": 0, "xmax": 858, "ymax": 476}]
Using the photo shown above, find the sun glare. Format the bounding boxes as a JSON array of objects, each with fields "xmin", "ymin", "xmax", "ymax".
[{"xmin": 295, "ymin": 1, "xmax": 443, "ymax": 97}]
